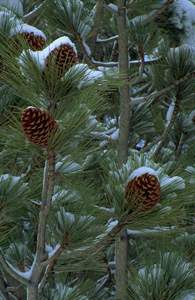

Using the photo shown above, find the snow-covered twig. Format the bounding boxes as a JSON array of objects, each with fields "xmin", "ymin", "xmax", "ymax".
[
  {"xmin": 153, "ymin": 98, "xmax": 179, "ymax": 160},
  {"xmin": 92, "ymin": 57, "xmax": 159, "ymax": 67},
  {"xmin": 96, "ymin": 35, "xmax": 118, "ymax": 43},
  {"xmin": 0, "ymin": 252, "xmax": 29, "ymax": 285},
  {"xmin": 104, "ymin": 3, "xmax": 118, "ymax": 13},
  {"xmin": 23, "ymin": 3, "xmax": 45, "ymax": 23}
]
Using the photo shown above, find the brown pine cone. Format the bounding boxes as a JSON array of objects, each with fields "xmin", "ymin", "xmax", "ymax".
[
  {"xmin": 21, "ymin": 106, "xmax": 57, "ymax": 147},
  {"xmin": 11, "ymin": 25, "xmax": 46, "ymax": 52},
  {"xmin": 45, "ymin": 43, "xmax": 78, "ymax": 77},
  {"xmin": 21, "ymin": 32, "xmax": 46, "ymax": 51},
  {"xmin": 125, "ymin": 172, "xmax": 160, "ymax": 212}
]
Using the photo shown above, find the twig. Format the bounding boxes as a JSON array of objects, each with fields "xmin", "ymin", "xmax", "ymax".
[
  {"xmin": 92, "ymin": 57, "xmax": 159, "ymax": 67},
  {"xmin": 38, "ymin": 244, "xmax": 63, "ymax": 291},
  {"xmin": 96, "ymin": 35, "xmax": 119, "ymax": 43},
  {"xmin": 23, "ymin": 2, "xmax": 45, "ymax": 23},
  {"xmin": 175, "ymin": 132, "xmax": 184, "ymax": 158},
  {"xmin": 153, "ymin": 97, "xmax": 179, "ymax": 160},
  {"xmin": 0, "ymin": 253, "xmax": 28, "ymax": 286}
]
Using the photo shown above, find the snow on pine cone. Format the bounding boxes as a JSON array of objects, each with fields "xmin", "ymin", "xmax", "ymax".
[
  {"xmin": 11, "ymin": 24, "xmax": 46, "ymax": 51},
  {"xmin": 21, "ymin": 107, "xmax": 57, "ymax": 147},
  {"xmin": 44, "ymin": 36, "xmax": 78, "ymax": 77},
  {"xmin": 125, "ymin": 167, "xmax": 160, "ymax": 212}
]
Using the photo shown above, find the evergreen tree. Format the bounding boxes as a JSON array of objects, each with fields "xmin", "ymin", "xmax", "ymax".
[{"xmin": 0, "ymin": 1, "xmax": 195, "ymax": 300}]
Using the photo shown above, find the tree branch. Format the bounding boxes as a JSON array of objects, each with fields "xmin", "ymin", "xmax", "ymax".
[
  {"xmin": 96, "ymin": 35, "xmax": 118, "ymax": 43},
  {"xmin": 27, "ymin": 150, "xmax": 55, "ymax": 300},
  {"xmin": 23, "ymin": 2, "xmax": 45, "ymax": 24},
  {"xmin": 116, "ymin": 1, "xmax": 130, "ymax": 298},
  {"xmin": 0, "ymin": 253, "xmax": 28, "ymax": 286},
  {"xmin": 153, "ymin": 97, "xmax": 179, "ymax": 160}
]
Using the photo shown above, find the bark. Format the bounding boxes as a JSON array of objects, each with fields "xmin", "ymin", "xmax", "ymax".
[
  {"xmin": 27, "ymin": 151, "xmax": 55, "ymax": 300},
  {"xmin": 116, "ymin": 1, "xmax": 131, "ymax": 299}
]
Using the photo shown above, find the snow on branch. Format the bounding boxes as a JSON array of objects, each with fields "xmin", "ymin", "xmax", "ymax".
[
  {"xmin": 96, "ymin": 35, "xmax": 118, "ymax": 43},
  {"xmin": 104, "ymin": 3, "xmax": 118, "ymax": 13},
  {"xmin": 92, "ymin": 56, "xmax": 159, "ymax": 67},
  {"xmin": 23, "ymin": 2, "xmax": 45, "ymax": 23},
  {"xmin": 0, "ymin": 251, "xmax": 29, "ymax": 285}
]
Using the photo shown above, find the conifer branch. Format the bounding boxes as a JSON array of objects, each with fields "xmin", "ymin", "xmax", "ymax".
[
  {"xmin": 27, "ymin": 150, "xmax": 55, "ymax": 300},
  {"xmin": 23, "ymin": 2, "xmax": 45, "ymax": 23},
  {"xmin": 96, "ymin": 35, "xmax": 118, "ymax": 43},
  {"xmin": 39, "ymin": 244, "xmax": 64, "ymax": 291},
  {"xmin": 0, "ymin": 253, "xmax": 28, "ymax": 286},
  {"xmin": 116, "ymin": 1, "xmax": 130, "ymax": 298},
  {"xmin": 92, "ymin": 57, "xmax": 158, "ymax": 67},
  {"xmin": 153, "ymin": 97, "xmax": 179, "ymax": 160}
]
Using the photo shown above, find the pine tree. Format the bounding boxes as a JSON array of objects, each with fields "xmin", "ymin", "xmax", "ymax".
[{"xmin": 0, "ymin": 1, "xmax": 195, "ymax": 300}]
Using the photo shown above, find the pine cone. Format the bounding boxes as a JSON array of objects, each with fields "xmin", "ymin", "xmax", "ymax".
[
  {"xmin": 21, "ymin": 107, "xmax": 57, "ymax": 147},
  {"xmin": 45, "ymin": 43, "xmax": 78, "ymax": 77},
  {"xmin": 125, "ymin": 173, "xmax": 160, "ymax": 212},
  {"xmin": 12, "ymin": 33, "xmax": 46, "ymax": 52},
  {"xmin": 21, "ymin": 32, "xmax": 46, "ymax": 51}
]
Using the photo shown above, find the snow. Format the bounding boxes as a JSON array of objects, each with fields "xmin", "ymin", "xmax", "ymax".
[
  {"xmin": 128, "ymin": 167, "xmax": 158, "ymax": 181},
  {"xmin": 0, "ymin": 174, "xmax": 21, "ymax": 188},
  {"xmin": 183, "ymin": 295, "xmax": 195, "ymax": 300},
  {"xmin": 136, "ymin": 139, "xmax": 145, "ymax": 150},
  {"xmin": 171, "ymin": 0, "xmax": 195, "ymax": 47},
  {"xmin": 10, "ymin": 23, "xmax": 46, "ymax": 40},
  {"xmin": 107, "ymin": 3, "xmax": 118, "ymax": 13},
  {"xmin": 6, "ymin": 258, "xmax": 32, "ymax": 280},
  {"xmin": 109, "ymin": 128, "xmax": 119, "ymax": 141},
  {"xmin": 72, "ymin": 63, "xmax": 104, "ymax": 88},
  {"xmin": 127, "ymin": 226, "xmax": 175, "ymax": 236},
  {"xmin": 160, "ymin": 176, "xmax": 185, "ymax": 190},
  {"xmin": 21, "ymin": 36, "xmax": 77, "ymax": 70},
  {"xmin": 0, "ymin": 0, "xmax": 23, "ymax": 16},
  {"xmin": 106, "ymin": 219, "xmax": 118, "ymax": 232},
  {"xmin": 0, "ymin": 11, "xmax": 14, "ymax": 27},
  {"xmin": 82, "ymin": 40, "xmax": 91, "ymax": 56},
  {"xmin": 47, "ymin": 243, "xmax": 61, "ymax": 258},
  {"xmin": 166, "ymin": 101, "xmax": 175, "ymax": 126}
]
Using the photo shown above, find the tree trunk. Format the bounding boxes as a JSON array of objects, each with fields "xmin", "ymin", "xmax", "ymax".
[
  {"xmin": 27, "ymin": 285, "xmax": 38, "ymax": 300},
  {"xmin": 116, "ymin": 1, "xmax": 131, "ymax": 299}
]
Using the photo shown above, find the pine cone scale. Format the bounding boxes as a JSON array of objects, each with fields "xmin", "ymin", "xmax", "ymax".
[
  {"xmin": 21, "ymin": 107, "xmax": 57, "ymax": 147},
  {"xmin": 125, "ymin": 172, "xmax": 160, "ymax": 212}
]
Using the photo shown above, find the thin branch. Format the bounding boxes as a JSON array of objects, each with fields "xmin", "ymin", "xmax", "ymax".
[
  {"xmin": 96, "ymin": 35, "xmax": 119, "ymax": 43},
  {"xmin": 0, "ymin": 254, "xmax": 28, "ymax": 286},
  {"xmin": 137, "ymin": 71, "xmax": 195, "ymax": 104},
  {"xmin": 92, "ymin": 57, "xmax": 159, "ymax": 67},
  {"xmin": 153, "ymin": 97, "xmax": 179, "ymax": 160},
  {"xmin": 23, "ymin": 2, "xmax": 45, "ymax": 23},
  {"xmin": 175, "ymin": 132, "xmax": 184, "ymax": 158},
  {"xmin": 38, "ymin": 244, "xmax": 63, "ymax": 291},
  {"xmin": 75, "ymin": 34, "xmax": 95, "ymax": 68}
]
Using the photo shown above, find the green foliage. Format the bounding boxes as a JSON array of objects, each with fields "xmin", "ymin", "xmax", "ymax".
[{"xmin": 129, "ymin": 252, "xmax": 195, "ymax": 300}]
